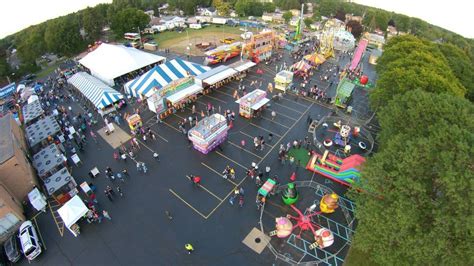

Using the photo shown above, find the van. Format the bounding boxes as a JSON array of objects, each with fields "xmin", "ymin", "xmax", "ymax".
[{"xmin": 18, "ymin": 221, "xmax": 42, "ymax": 261}]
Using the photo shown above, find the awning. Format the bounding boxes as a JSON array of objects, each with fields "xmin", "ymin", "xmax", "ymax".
[
  {"xmin": 67, "ymin": 72, "xmax": 124, "ymax": 110},
  {"xmin": 58, "ymin": 195, "xmax": 88, "ymax": 228},
  {"xmin": 32, "ymin": 144, "xmax": 64, "ymax": 177},
  {"xmin": 25, "ymin": 116, "xmax": 61, "ymax": 147},
  {"xmin": 44, "ymin": 167, "xmax": 76, "ymax": 196},
  {"xmin": 166, "ymin": 83, "xmax": 203, "ymax": 104},
  {"xmin": 202, "ymin": 68, "xmax": 238, "ymax": 85},
  {"xmin": 125, "ymin": 58, "xmax": 210, "ymax": 98},
  {"xmin": 22, "ymin": 99, "xmax": 44, "ymax": 124},
  {"xmin": 251, "ymin": 98, "xmax": 270, "ymax": 110},
  {"xmin": 229, "ymin": 60, "xmax": 256, "ymax": 72}
]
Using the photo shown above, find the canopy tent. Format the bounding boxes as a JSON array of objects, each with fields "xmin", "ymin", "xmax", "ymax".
[
  {"xmin": 33, "ymin": 144, "xmax": 64, "ymax": 178},
  {"xmin": 44, "ymin": 167, "xmax": 76, "ymax": 196},
  {"xmin": 79, "ymin": 43, "xmax": 166, "ymax": 86},
  {"xmin": 22, "ymin": 99, "xmax": 44, "ymax": 125},
  {"xmin": 68, "ymin": 72, "xmax": 124, "ymax": 110},
  {"xmin": 58, "ymin": 195, "xmax": 88, "ymax": 228},
  {"xmin": 228, "ymin": 60, "xmax": 256, "ymax": 72},
  {"xmin": 125, "ymin": 58, "xmax": 210, "ymax": 98},
  {"xmin": 304, "ymin": 53, "xmax": 326, "ymax": 66},
  {"xmin": 195, "ymin": 65, "xmax": 237, "ymax": 86},
  {"xmin": 291, "ymin": 60, "xmax": 312, "ymax": 73},
  {"xmin": 25, "ymin": 116, "xmax": 61, "ymax": 147}
]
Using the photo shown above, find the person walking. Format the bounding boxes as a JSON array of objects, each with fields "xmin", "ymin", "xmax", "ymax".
[
  {"xmin": 165, "ymin": 210, "xmax": 173, "ymax": 220},
  {"xmin": 271, "ymin": 110, "xmax": 276, "ymax": 121},
  {"xmin": 153, "ymin": 152, "xmax": 160, "ymax": 161},
  {"xmin": 185, "ymin": 244, "xmax": 194, "ymax": 254},
  {"xmin": 104, "ymin": 189, "xmax": 113, "ymax": 201},
  {"xmin": 116, "ymin": 186, "xmax": 124, "ymax": 197},
  {"xmin": 102, "ymin": 210, "xmax": 112, "ymax": 220}
]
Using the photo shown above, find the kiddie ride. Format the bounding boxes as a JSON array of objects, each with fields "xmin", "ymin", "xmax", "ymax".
[{"xmin": 260, "ymin": 179, "xmax": 341, "ymax": 250}]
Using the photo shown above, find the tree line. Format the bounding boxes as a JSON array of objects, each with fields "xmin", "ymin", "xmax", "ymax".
[{"xmin": 349, "ymin": 35, "xmax": 474, "ymax": 265}]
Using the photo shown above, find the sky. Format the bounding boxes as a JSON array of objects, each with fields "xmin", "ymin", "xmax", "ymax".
[
  {"xmin": 0, "ymin": 0, "xmax": 473, "ymax": 39},
  {"xmin": 353, "ymin": 0, "xmax": 474, "ymax": 38}
]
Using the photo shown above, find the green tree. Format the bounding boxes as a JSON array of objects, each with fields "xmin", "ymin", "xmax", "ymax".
[
  {"xmin": 44, "ymin": 15, "xmax": 84, "ymax": 56},
  {"xmin": 0, "ymin": 55, "xmax": 10, "ymax": 81},
  {"xmin": 262, "ymin": 2, "xmax": 275, "ymax": 13},
  {"xmin": 351, "ymin": 91, "xmax": 474, "ymax": 266},
  {"xmin": 438, "ymin": 43, "xmax": 474, "ymax": 101},
  {"xmin": 111, "ymin": 7, "xmax": 150, "ymax": 37},
  {"xmin": 303, "ymin": 17, "xmax": 313, "ymax": 29},
  {"xmin": 346, "ymin": 20, "xmax": 362, "ymax": 38},
  {"xmin": 318, "ymin": 0, "xmax": 341, "ymax": 17},
  {"xmin": 283, "ymin": 11, "xmax": 293, "ymax": 24},
  {"xmin": 16, "ymin": 25, "xmax": 47, "ymax": 64},
  {"xmin": 392, "ymin": 13, "xmax": 411, "ymax": 32},
  {"xmin": 234, "ymin": 0, "xmax": 248, "ymax": 16},
  {"xmin": 82, "ymin": 7, "xmax": 105, "ymax": 42},
  {"xmin": 212, "ymin": 0, "xmax": 230, "ymax": 16}
]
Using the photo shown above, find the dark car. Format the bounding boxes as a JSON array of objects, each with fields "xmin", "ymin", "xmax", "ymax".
[{"xmin": 4, "ymin": 235, "xmax": 21, "ymax": 263}]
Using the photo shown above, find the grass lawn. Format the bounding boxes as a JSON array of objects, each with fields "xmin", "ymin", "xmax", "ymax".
[
  {"xmin": 287, "ymin": 148, "xmax": 311, "ymax": 166},
  {"xmin": 344, "ymin": 247, "xmax": 379, "ymax": 266},
  {"xmin": 36, "ymin": 59, "xmax": 65, "ymax": 79}
]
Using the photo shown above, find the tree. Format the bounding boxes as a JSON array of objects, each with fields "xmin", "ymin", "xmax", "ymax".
[
  {"xmin": 82, "ymin": 7, "xmax": 105, "ymax": 42},
  {"xmin": 438, "ymin": 43, "xmax": 474, "ymax": 101},
  {"xmin": 262, "ymin": 2, "xmax": 275, "ymax": 13},
  {"xmin": 387, "ymin": 18, "xmax": 395, "ymax": 27},
  {"xmin": 334, "ymin": 9, "xmax": 346, "ymax": 21},
  {"xmin": 350, "ymin": 91, "xmax": 474, "ymax": 266},
  {"xmin": 44, "ymin": 15, "xmax": 84, "ymax": 56},
  {"xmin": 212, "ymin": 0, "xmax": 230, "ymax": 16},
  {"xmin": 318, "ymin": 0, "xmax": 340, "ymax": 17},
  {"xmin": 274, "ymin": 0, "xmax": 300, "ymax": 11},
  {"xmin": 303, "ymin": 17, "xmax": 313, "ymax": 29},
  {"xmin": 234, "ymin": 0, "xmax": 248, "ymax": 16},
  {"xmin": 16, "ymin": 25, "xmax": 47, "ymax": 64},
  {"xmin": 346, "ymin": 20, "xmax": 362, "ymax": 38},
  {"xmin": 111, "ymin": 8, "xmax": 150, "ymax": 37},
  {"xmin": 283, "ymin": 11, "xmax": 293, "ymax": 24}
]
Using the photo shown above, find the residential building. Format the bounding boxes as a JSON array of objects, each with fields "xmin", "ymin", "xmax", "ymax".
[
  {"xmin": 262, "ymin": 13, "xmax": 273, "ymax": 22},
  {"xmin": 230, "ymin": 10, "xmax": 238, "ymax": 18},
  {"xmin": 0, "ymin": 114, "xmax": 38, "ymax": 202},
  {"xmin": 363, "ymin": 32, "xmax": 386, "ymax": 48},
  {"xmin": 289, "ymin": 17, "xmax": 300, "ymax": 27},
  {"xmin": 345, "ymin": 13, "xmax": 363, "ymax": 23},
  {"xmin": 290, "ymin": 9, "xmax": 300, "ymax": 17},
  {"xmin": 198, "ymin": 7, "xmax": 217, "ymax": 16},
  {"xmin": 0, "ymin": 182, "xmax": 25, "ymax": 242}
]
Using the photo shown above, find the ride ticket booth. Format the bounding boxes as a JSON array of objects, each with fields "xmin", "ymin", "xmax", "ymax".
[
  {"xmin": 274, "ymin": 70, "xmax": 293, "ymax": 92},
  {"xmin": 188, "ymin": 114, "xmax": 229, "ymax": 154},
  {"xmin": 126, "ymin": 114, "xmax": 142, "ymax": 131},
  {"xmin": 235, "ymin": 89, "xmax": 270, "ymax": 119}
]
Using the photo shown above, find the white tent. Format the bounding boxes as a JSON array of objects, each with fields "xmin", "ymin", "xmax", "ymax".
[
  {"xmin": 79, "ymin": 43, "xmax": 166, "ymax": 86},
  {"xmin": 58, "ymin": 195, "xmax": 88, "ymax": 236}
]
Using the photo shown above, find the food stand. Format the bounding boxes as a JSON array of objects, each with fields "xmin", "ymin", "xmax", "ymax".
[
  {"xmin": 57, "ymin": 195, "xmax": 89, "ymax": 237},
  {"xmin": 126, "ymin": 114, "xmax": 142, "ymax": 131},
  {"xmin": 235, "ymin": 89, "xmax": 270, "ymax": 118},
  {"xmin": 188, "ymin": 114, "xmax": 229, "ymax": 154},
  {"xmin": 274, "ymin": 70, "xmax": 294, "ymax": 92}
]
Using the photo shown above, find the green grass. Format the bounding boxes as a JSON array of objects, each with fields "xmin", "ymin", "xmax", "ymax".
[
  {"xmin": 287, "ymin": 148, "xmax": 311, "ymax": 166},
  {"xmin": 36, "ymin": 59, "xmax": 65, "ymax": 79},
  {"xmin": 153, "ymin": 25, "xmax": 252, "ymax": 46},
  {"xmin": 344, "ymin": 247, "xmax": 379, "ymax": 266}
]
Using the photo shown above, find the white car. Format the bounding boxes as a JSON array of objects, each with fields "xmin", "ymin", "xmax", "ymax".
[{"xmin": 18, "ymin": 221, "xmax": 42, "ymax": 261}]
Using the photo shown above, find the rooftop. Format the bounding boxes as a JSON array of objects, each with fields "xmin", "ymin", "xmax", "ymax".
[{"xmin": 0, "ymin": 114, "xmax": 14, "ymax": 164}]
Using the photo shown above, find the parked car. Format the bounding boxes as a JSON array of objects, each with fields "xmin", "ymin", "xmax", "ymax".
[
  {"xmin": 4, "ymin": 235, "xmax": 21, "ymax": 263},
  {"xmin": 220, "ymin": 38, "xmax": 235, "ymax": 44},
  {"xmin": 18, "ymin": 221, "xmax": 42, "ymax": 261}
]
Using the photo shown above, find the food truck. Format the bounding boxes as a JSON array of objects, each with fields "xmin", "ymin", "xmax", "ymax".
[
  {"xmin": 188, "ymin": 114, "xmax": 229, "ymax": 154},
  {"xmin": 235, "ymin": 89, "xmax": 270, "ymax": 118},
  {"xmin": 274, "ymin": 70, "xmax": 293, "ymax": 92},
  {"xmin": 126, "ymin": 114, "xmax": 142, "ymax": 131}
]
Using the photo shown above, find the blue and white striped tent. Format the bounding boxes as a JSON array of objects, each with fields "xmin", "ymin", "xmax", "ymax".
[
  {"xmin": 125, "ymin": 58, "xmax": 210, "ymax": 98},
  {"xmin": 67, "ymin": 72, "xmax": 124, "ymax": 110}
]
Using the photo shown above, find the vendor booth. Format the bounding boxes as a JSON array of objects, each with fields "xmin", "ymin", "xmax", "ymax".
[
  {"xmin": 22, "ymin": 99, "xmax": 44, "ymax": 126},
  {"xmin": 67, "ymin": 72, "xmax": 124, "ymax": 116},
  {"xmin": 235, "ymin": 89, "xmax": 270, "ymax": 118},
  {"xmin": 32, "ymin": 144, "xmax": 66, "ymax": 179},
  {"xmin": 126, "ymin": 114, "xmax": 142, "ymax": 131},
  {"xmin": 303, "ymin": 53, "xmax": 326, "ymax": 66},
  {"xmin": 291, "ymin": 60, "xmax": 312, "ymax": 76},
  {"xmin": 25, "ymin": 116, "xmax": 61, "ymax": 150},
  {"xmin": 228, "ymin": 60, "xmax": 256, "ymax": 78},
  {"xmin": 188, "ymin": 114, "xmax": 229, "ymax": 154},
  {"xmin": 58, "ymin": 195, "xmax": 89, "ymax": 237},
  {"xmin": 195, "ymin": 65, "xmax": 238, "ymax": 89},
  {"xmin": 125, "ymin": 58, "xmax": 210, "ymax": 99},
  {"xmin": 44, "ymin": 167, "xmax": 78, "ymax": 205},
  {"xmin": 274, "ymin": 70, "xmax": 294, "ymax": 92}
]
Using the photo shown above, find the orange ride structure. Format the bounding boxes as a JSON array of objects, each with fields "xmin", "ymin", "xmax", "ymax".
[
  {"xmin": 242, "ymin": 30, "xmax": 275, "ymax": 63},
  {"xmin": 204, "ymin": 42, "xmax": 242, "ymax": 65},
  {"xmin": 306, "ymin": 150, "xmax": 365, "ymax": 187}
]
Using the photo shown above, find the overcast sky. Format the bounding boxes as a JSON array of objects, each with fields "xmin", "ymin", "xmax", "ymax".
[{"xmin": 0, "ymin": 0, "xmax": 473, "ymax": 38}]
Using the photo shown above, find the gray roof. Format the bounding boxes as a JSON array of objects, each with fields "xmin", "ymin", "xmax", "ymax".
[
  {"xmin": 44, "ymin": 167, "xmax": 76, "ymax": 196},
  {"xmin": 0, "ymin": 114, "xmax": 14, "ymax": 164},
  {"xmin": 22, "ymin": 100, "xmax": 44, "ymax": 124},
  {"xmin": 32, "ymin": 144, "xmax": 64, "ymax": 177},
  {"xmin": 196, "ymin": 65, "xmax": 231, "ymax": 80},
  {"xmin": 25, "ymin": 116, "xmax": 61, "ymax": 147}
]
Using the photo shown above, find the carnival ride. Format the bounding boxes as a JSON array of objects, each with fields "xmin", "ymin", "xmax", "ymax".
[
  {"xmin": 260, "ymin": 180, "xmax": 356, "ymax": 265},
  {"xmin": 349, "ymin": 39, "xmax": 369, "ymax": 71},
  {"xmin": 334, "ymin": 78, "xmax": 356, "ymax": 108},
  {"xmin": 241, "ymin": 31, "xmax": 275, "ymax": 63},
  {"xmin": 204, "ymin": 42, "xmax": 242, "ymax": 65},
  {"xmin": 319, "ymin": 30, "xmax": 335, "ymax": 59}
]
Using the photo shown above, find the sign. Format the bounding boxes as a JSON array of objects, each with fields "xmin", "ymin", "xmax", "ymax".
[{"xmin": 159, "ymin": 77, "xmax": 194, "ymax": 97}]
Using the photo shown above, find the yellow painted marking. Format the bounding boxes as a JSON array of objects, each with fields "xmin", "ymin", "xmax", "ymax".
[
  {"xmin": 163, "ymin": 120, "xmax": 181, "ymax": 132},
  {"xmin": 201, "ymin": 163, "xmax": 238, "ymax": 186},
  {"xmin": 280, "ymin": 96, "xmax": 309, "ymax": 108},
  {"xmin": 273, "ymin": 102, "xmax": 303, "ymax": 113},
  {"xmin": 205, "ymin": 175, "xmax": 248, "ymax": 219},
  {"xmin": 260, "ymin": 115, "xmax": 290, "ymax": 128},
  {"xmin": 169, "ymin": 189, "xmax": 208, "ymax": 219},
  {"xmin": 215, "ymin": 151, "xmax": 247, "ymax": 170},
  {"xmin": 199, "ymin": 185, "xmax": 223, "ymax": 201},
  {"xmin": 203, "ymin": 94, "xmax": 227, "ymax": 104},
  {"xmin": 227, "ymin": 140, "xmax": 263, "ymax": 158},
  {"xmin": 250, "ymin": 123, "xmax": 282, "ymax": 137},
  {"xmin": 173, "ymin": 112, "xmax": 186, "ymax": 120},
  {"xmin": 214, "ymin": 89, "xmax": 235, "ymax": 98},
  {"xmin": 48, "ymin": 200, "xmax": 64, "ymax": 237}
]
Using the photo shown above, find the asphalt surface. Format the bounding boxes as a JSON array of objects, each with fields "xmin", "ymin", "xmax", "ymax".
[{"xmin": 18, "ymin": 43, "xmax": 377, "ymax": 266}]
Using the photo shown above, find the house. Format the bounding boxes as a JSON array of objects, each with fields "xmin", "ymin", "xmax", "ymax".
[
  {"xmin": 272, "ymin": 13, "xmax": 284, "ymax": 24},
  {"xmin": 149, "ymin": 17, "xmax": 162, "ymax": 26},
  {"xmin": 289, "ymin": 17, "xmax": 300, "ymax": 27},
  {"xmin": 363, "ymin": 32, "xmax": 386, "ymax": 48},
  {"xmin": 386, "ymin": 25, "xmax": 398, "ymax": 39},
  {"xmin": 0, "ymin": 114, "xmax": 39, "ymax": 202},
  {"xmin": 262, "ymin": 13, "xmax": 273, "ymax": 22},
  {"xmin": 160, "ymin": 16, "xmax": 186, "ymax": 29},
  {"xmin": 198, "ymin": 7, "xmax": 217, "ymax": 16},
  {"xmin": 195, "ymin": 16, "xmax": 213, "ymax": 23},
  {"xmin": 144, "ymin": 10, "xmax": 154, "ymax": 19},
  {"xmin": 290, "ymin": 9, "xmax": 300, "ymax": 17},
  {"xmin": 345, "ymin": 14, "xmax": 363, "ymax": 23},
  {"xmin": 230, "ymin": 10, "xmax": 238, "ymax": 18}
]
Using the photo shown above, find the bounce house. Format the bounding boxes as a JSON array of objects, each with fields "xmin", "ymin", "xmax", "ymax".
[{"xmin": 306, "ymin": 150, "xmax": 365, "ymax": 187}]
